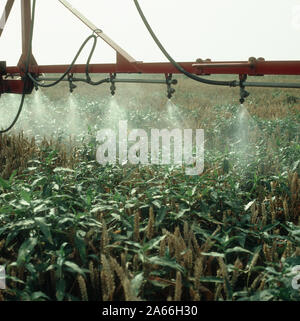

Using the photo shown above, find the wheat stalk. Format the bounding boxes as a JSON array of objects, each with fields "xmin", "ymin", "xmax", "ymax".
[
  {"xmin": 159, "ymin": 237, "xmax": 166, "ymax": 257},
  {"xmin": 183, "ymin": 221, "xmax": 189, "ymax": 243},
  {"xmin": 250, "ymin": 274, "xmax": 263, "ymax": 291},
  {"xmin": 133, "ymin": 210, "xmax": 140, "ymax": 242},
  {"xmin": 183, "ymin": 249, "xmax": 193, "ymax": 270},
  {"xmin": 263, "ymin": 243, "xmax": 272, "ymax": 262},
  {"xmin": 261, "ymin": 202, "xmax": 267, "ymax": 227},
  {"xmin": 174, "ymin": 271, "xmax": 182, "ymax": 301},
  {"xmin": 194, "ymin": 257, "xmax": 203, "ymax": 292},
  {"xmin": 218, "ymin": 257, "xmax": 229, "ymax": 299},
  {"xmin": 232, "ymin": 258, "xmax": 243, "ymax": 286},
  {"xmin": 146, "ymin": 206, "xmax": 155, "ymax": 240},
  {"xmin": 214, "ymin": 269, "xmax": 223, "ymax": 301},
  {"xmin": 100, "ymin": 219, "xmax": 109, "ymax": 255},
  {"xmin": 77, "ymin": 275, "xmax": 88, "ymax": 301},
  {"xmin": 101, "ymin": 255, "xmax": 115, "ymax": 301},
  {"xmin": 283, "ymin": 198, "xmax": 289, "ymax": 221},
  {"xmin": 109, "ymin": 256, "xmax": 137, "ymax": 301}
]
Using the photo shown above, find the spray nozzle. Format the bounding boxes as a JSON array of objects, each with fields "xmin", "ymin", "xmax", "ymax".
[
  {"xmin": 166, "ymin": 73, "xmax": 177, "ymax": 99},
  {"xmin": 167, "ymin": 88, "xmax": 176, "ymax": 99},
  {"xmin": 240, "ymin": 88, "xmax": 250, "ymax": 104},
  {"xmin": 239, "ymin": 74, "xmax": 250, "ymax": 104},
  {"xmin": 68, "ymin": 73, "xmax": 77, "ymax": 93},
  {"xmin": 110, "ymin": 73, "xmax": 116, "ymax": 96}
]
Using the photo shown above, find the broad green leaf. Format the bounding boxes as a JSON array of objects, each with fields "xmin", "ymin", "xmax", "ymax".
[
  {"xmin": 31, "ymin": 291, "xmax": 50, "ymax": 301},
  {"xmin": 152, "ymin": 200, "xmax": 161, "ymax": 209},
  {"xmin": 64, "ymin": 261, "xmax": 87, "ymax": 275},
  {"xmin": 175, "ymin": 208, "xmax": 190, "ymax": 219},
  {"xmin": 292, "ymin": 160, "xmax": 300, "ymax": 172},
  {"xmin": 34, "ymin": 204, "xmax": 48, "ymax": 214},
  {"xmin": 155, "ymin": 208, "xmax": 166, "ymax": 226},
  {"xmin": 131, "ymin": 272, "xmax": 144, "ymax": 297},
  {"xmin": 262, "ymin": 222, "xmax": 280, "ymax": 233},
  {"xmin": 20, "ymin": 190, "xmax": 31, "ymax": 203},
  {"xmin": 143, "ymin": 235, "xmax": 166, "ymax": 251},
  {"xmin": 56, "ymin": 279, "xmax": 66, "ymax": 301},
  {"xmin": 32, "ymin": 177, "xmax": 47, "ymax": 188},
  {"xmin": 244, "ymin": 200, "xmax": 256, "ymax": 212},
  {"xmin": 125, "ymin": 241, "xmax": 142, "ymax": 249},
  {"xmin": 147, "ymin": 256, "xmax": 184, "ymax": 273},
  {"xmin": 5, "ymin": 275, "xmax": 25, "ymax": 284},
  {"xmin": 53, "ymin": 167, "xmax": 74, "ymax": 173},
  {"xmin": 0, "ymin": 177, "xmax": 10, "ymax": 190},
  {"xmin": 199, "ymin": 276, "xmax": 224, "ymax": 283},
  {"xmin": 8, "ymin": 170, "xmax": 17, "ymax": 183},
  {"xmin": 201, "ymin": 252, "xmax": 225, "ymax": 258},
  {"xmin": 19, "ymin": 199, "xmax": 30, "ymax": 207},
  {"xmin": 225, "ymin": 247, "xmax": 253, "ymax": 255},
  {"xmin": 131, "ymin": 188, "xmax": 137, "ymax": 196},
  {"xmin": 17, "ymin": 237, "xmax": 38, "ymax": 266},
  {"xmin": 35, "ymin": 217, "xmax": 53, "ymax": 244},
  {"xmin": 225, "ymin": 277, "xmax": 233, "ymax": 300},
  {"xmin": 75, "ymin": 231, "xmax": 87, "ymax": 263},
  {"xmin": 149, "ymin": 280, "xmax": 170, "ymax": 289}
]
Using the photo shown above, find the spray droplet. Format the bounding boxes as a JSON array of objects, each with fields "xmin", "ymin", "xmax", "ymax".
[
  {"xmin": 102, "ymin": 96, "xmax": 127, "ymax": 129},
  {"xmin": 66, "ymin": 94, "xmax": 86, "ymax": 137},
  {"xmin": 166, "ymin": 100, "xmax": 181, "ymax": 128},
  {"xmin": 232, "ymin": 104, "xmax": 261, "ymax": 168}
]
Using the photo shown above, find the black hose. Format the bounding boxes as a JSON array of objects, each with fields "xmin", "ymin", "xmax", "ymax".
[
  {"xmin": 28, "ymin": 34, "xmax": 98, "ymax": 87},
  {"xmin": 85, "ymin": 36, "xmax": 110, "ymax": 85},
  {"xmin": 133, "ymin": 0, "xmax": 238, "ymax": 87},
  {"xmin": 0, "ymin": 0, "xmax": 36, "ymax": 134},
  {"xmin": 29, "ymin": 31, "xmax": 111, "ymax": 87}
]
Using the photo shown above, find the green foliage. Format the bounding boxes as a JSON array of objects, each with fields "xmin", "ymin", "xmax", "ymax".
[{"xmin": 0, "ymin": 87, "xmax": 299, "ymax": 301}]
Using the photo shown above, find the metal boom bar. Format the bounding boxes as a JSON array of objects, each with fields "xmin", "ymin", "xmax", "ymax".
[
  {"xmin": 5, "ymin": 60, "xmax": 300, "ymax": 76},
  {"xmin": 0, "ymin": 0, "xmax": 15, "ymax": 37}
]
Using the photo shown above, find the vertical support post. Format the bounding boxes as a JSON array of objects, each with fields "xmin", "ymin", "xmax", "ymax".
[
  {"xmin": 21, "ymin": 0, "xmax": 31, "ymax": 57},
  {"xmin": 17, "ymin": 0, "xmax": 37, "ymax": 74}
]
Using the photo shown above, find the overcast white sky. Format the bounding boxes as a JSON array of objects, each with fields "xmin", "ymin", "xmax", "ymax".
[{"xmin": 0, "ymin": 0, "xmax": 300, "ymax": 65}]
